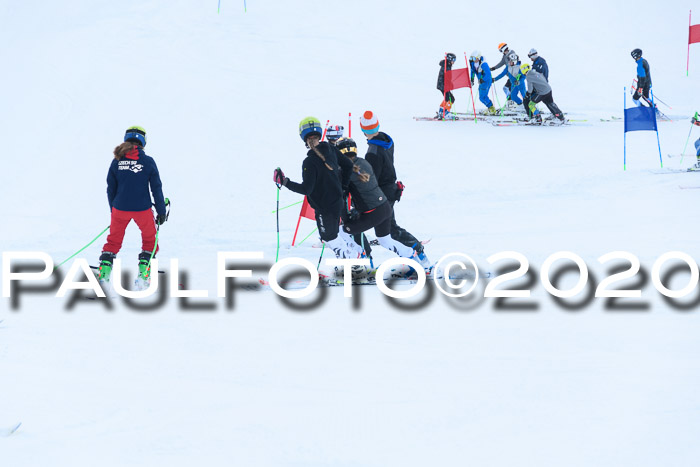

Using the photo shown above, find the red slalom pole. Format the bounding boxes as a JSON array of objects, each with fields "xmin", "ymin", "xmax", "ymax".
[
  {"xmin": 348, "ymin": 112, "xmax": 352, "ymax": 137},
  {"xmin": 320, "ymin": 119, "xmax": 330, "ymax": 141},
  {"xmin": 688, "ymin": 10, "xmax": 692, "ymax": 76},
  {"xmin": 465, "ymin": 52, "xmax": 477, "ymax": 123}
]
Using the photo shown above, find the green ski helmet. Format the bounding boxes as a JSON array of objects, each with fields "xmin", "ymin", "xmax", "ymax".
[
  {"xmin": 124, "ymin": 126, "xmax": 147, "ymax": 147},
  {"xmin": 299, "ymin": 117, "xmax": 323, "ymax": 142}
]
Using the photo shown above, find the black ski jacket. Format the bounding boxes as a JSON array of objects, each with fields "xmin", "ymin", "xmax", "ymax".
[
  {"xmin": 436, "ymin": 59, "xmax": 453, "ymax": 93},
  {"xmin": 286, "ymin": 142, "xmax": 353, "ymax": 212},
  {"xmin": 365, "ymin": 132, "xmax": 399, "ymax": 202},
  {"xmin": 346, "ymin": 157, "xmax": 387, "ymax": 213}
]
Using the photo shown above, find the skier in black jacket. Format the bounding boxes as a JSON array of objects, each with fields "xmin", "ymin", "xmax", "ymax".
[
  {"xmin": 336, "ymin": 137, "xmax": 419, "ymax": 263},
  {"xmin": 437, "ymin": 53, "xmax": 457, "ymax": 119},
  {"xmin": 274, "ymin": 117, "xmax": 360, "ymax": 259},
  {"xmin": 631, "ymin": 48, "xmax": 655, "ymax": 109},
  {"xmin": 359, "ymin": 111, "xmax": 430, "ymax": 267}
]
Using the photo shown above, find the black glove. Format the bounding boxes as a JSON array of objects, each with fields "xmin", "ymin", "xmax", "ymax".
[
  {"xmin": 156, "ymin": 214, "xmax": 167, "ymax": 225},
  {"xmin": 525, "ymin": 92, "xmax": 531, "ymax": 100},
  {"xmin": 348, "ymin": 209, "xmax": 360, "ymax": 221},
  {"xmin": 479, "ymin": 78, "xmax": 484, "ymax": 84},
  {"xmin": 395, "ymin": 181, "xmax": 405, "ymax": 202}
]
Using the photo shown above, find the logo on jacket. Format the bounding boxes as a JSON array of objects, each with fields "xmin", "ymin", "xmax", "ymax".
[{"xmin": 118, "ymin": 160, "xmax": 144, "ymax": 173}]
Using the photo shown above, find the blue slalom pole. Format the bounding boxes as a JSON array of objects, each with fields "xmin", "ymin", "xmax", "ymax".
[
  {"xmin": 624, "ymin": 87, "xmax": 627, "ymax": 171},
  {"xmin": 651, "ymin": 89, "xmax": 663, "ymax": 168}
]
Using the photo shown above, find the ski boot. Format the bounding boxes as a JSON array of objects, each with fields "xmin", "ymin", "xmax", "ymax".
[
  {"xmin": 135, "ymin": 251, "xmax": 153, "ymax": 290},
  {"xmin": 487, "ymin": 106, "xmax": 498, "ymax": 115},
  {"xmin": 98, "ymin": 252, "xmax": 116, "ymax": 283}
]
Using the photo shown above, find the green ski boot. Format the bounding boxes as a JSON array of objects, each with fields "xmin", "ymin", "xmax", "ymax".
[
  {"xmin": 135, "ymin": 251, "xmax": 153, "ymax": 290},
  {"xmin": 98, "ymin": 252, "xmax": 116, "ymax": 283}
]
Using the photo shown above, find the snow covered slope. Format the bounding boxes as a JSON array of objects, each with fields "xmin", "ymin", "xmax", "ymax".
[{"xmin": 1, "ymin": 1, "xmax": 700, "ymax": 466}]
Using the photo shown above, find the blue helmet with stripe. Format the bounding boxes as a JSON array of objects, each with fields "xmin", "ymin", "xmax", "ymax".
[
  {"xmin": 124, "ymin": 126, "xmax": 147, "ymax": 147},
  {"xmin": 299, "ymin": 117, "xmax": 323, "ymax": 142}
]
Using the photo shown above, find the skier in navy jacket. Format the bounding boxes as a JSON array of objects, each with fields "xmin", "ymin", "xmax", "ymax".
[
  {"xmin": 528, "ymin": 49, "xmax": 549, "ymax": 81},
  {"xmin": 99, "ymin": 126, "xmax": 167, "ymax": 283}
]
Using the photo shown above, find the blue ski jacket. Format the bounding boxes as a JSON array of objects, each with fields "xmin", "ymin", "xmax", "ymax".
[
  {"xmin": 470, "ymin": 61, "xmax": 493, "ymax": 86},
  {"xmin": 106, "ymin": 146, "xmax": 166, "ymax": 215}
]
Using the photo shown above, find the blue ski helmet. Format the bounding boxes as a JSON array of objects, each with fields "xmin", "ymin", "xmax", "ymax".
[
  {"xmin": 124, "ymin": 126, "xmax": 147, "ymax": 147},
  {"xmin": 299, "ymin": 117, "xmax": 323, "ymax": 142}
]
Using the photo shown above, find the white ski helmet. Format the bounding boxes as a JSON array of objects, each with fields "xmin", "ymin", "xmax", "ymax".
[
  {"xmin": 528, "ymin": 48, "xmax": 539, "ymax": 60},
  {"xmin": 469, "ymin": 50, "xmax": 482, "ymax": 62}
]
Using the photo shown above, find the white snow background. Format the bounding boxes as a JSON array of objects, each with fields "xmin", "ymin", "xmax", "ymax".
[{"xmin": 1, "ymin": 0, "xmax": 700, "ymax": 465}]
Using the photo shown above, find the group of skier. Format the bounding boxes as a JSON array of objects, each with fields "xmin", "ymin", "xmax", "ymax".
[
  {"xmin": 274, "ymin": 112, "xmax": 430, "ymax": 276},
  {"xmin": 92, "ymin": 46, "xmax": 691, "ymax": 290},
  {"xmin": 437, "ymin": 43, "xmax": 566, "ymax": 124}
]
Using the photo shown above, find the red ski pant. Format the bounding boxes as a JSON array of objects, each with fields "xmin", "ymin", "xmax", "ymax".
[{"xmin": 102, "ymin": 208, "xmax": 159, "ymax": 255}]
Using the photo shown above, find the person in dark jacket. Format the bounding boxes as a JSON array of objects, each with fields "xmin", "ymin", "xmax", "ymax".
[
  {"xmin": 274, "ymin": 116, "xmax": 360, "ymax": 259},
  {"xmin": 359, "ymin": 111, "xmax": 430, "ymax": 268},
  {"xmin": 631, "ymin": 48, "xmax": 655, "ymax": 109},
  {"xmin": 335, "ymin": 137, "xmax": 418, "ymax": 264},
  {"xmin": 98, "ymin": 126, "xmax": 167, "ymax": 284},
  {"xmin": 437, "ymin": 53, "xmax": 457, "ymax": 119},
  {"xmin": 528, "ymin": 48, "xmax": 549, "ymax": 81}
]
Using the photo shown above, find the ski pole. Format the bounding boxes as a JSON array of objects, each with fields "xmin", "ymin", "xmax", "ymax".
[
  {"xmin": 680, "ymin": 121, "xmax": 695, "ymax": 165},
  {"xmin": 54, "ymin": 225, "xmax": 110, "ymax": 270},
  {"xmin": 317, "ymin": 243, "xmax": 325, "ymax": 270},
  {"xmin": 275, "ymin": 175, "xmax": 282, "ymax": 262},
  {"xmin": 145, "ymin": 198, "xmax": 171, "ymax": 278}
]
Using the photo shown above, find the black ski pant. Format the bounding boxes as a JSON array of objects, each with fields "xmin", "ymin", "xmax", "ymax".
[
  {"xmin": 632, "ymin": 78, "xmax": 650, "ymax": 103},
  {"xmin": 439, "ymin": 89, "xmax": 455, "ymax": 104},
  {"xmin": 341, "ymin": 202, "xmax": 393, "ymax": 237},
  {"xmin": 524, "ymin": 91, "xmax": 564, "ymax": 120},
  {"xmin": 389, "ymin": 200, "xmax": 421, "ymax": 252},
  {"xmin": 315, "ymin": 203, "xmax": 342, "ymax": 242}
]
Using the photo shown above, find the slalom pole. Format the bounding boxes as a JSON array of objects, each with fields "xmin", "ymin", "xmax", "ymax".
[
  {"xmin": 465, "ymin": 53, "xmax": 478, "ymax": 123},
  {"xmin": 271, "ymin": 200, "xmax": 302, "ymax": 214},
  {"xmin": 218, "ymin": 0, "xmax": 221, "ymax": 13},
  {"xmin": 689, "ymin": 10, "xmax": 692, "ymax": 77},
  {"xmin": 275, "ymin": 184, "xmax": 281, "ymax": 262},
  {"xmin": 624, "ymin": 87, "xmax": 627, "ymax": 171},
  {"xmin": 651, "ymin": 90, "xmax": 663, "ymax": 168},
  {"xmin": 320, "ymin": 120, "xmax": 330, "ymax": 141},
  {"xmin": 348, "ymin": 112, "xmax": 352, "ymax": 138},
  {"xmin": 54, "ymin": 225, "xmax": 110, "ymax": 270}
]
